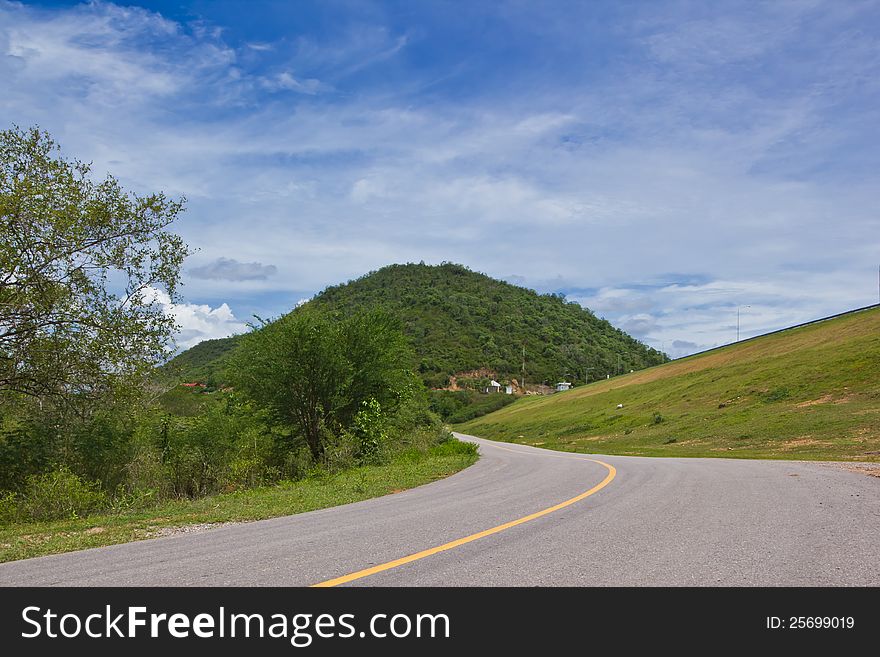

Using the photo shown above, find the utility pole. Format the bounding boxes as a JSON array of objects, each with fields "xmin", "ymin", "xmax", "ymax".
[
  {"xmin": 584, "ymin": 367, "xmax": 595, "ymax": 385},
  {"xmin": 737, "ymin": 305, "xmax": 751, "ymax": 342},
  {"xmin": 521, "ymin": 344, "xmax": 526, "ymax": 392}
]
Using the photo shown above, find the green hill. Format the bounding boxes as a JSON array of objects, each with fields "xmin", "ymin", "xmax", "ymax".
[
  {"xmin": 458, "ymin": 305, "xmax": 880, "ymax": 461},
  {"xmin": 161, "ymin": 336, "xmax": 239, "ymax": 385},
  {"xmin": 163, "ymin": 263, "xmax": 667, "ymax": 387}
]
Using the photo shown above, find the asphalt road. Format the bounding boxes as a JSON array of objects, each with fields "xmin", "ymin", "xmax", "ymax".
[{"xmin": 1, "ymin": 432, "xmax": 878, "ymax": 586}]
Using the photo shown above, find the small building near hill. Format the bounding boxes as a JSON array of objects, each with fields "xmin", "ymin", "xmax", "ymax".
[
  {"xmin": 504, "ymin": 384, "xmax": 513, "ymax": 395},
  {"xmin": 555, "ymin": 381, "xmax": 572, "ymax": 392},
  {"xmin": 485, "ymin": 380, "xmax": 502, "ymax": 393}
]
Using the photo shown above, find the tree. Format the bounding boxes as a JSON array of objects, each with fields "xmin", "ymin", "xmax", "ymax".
[
  {"xmin": 229, "ymin": 307, "xmax": 415, "ymax": 460},
  {"xmin": 0, "ymin": 126, "xmax": 189, "ymax": 407}
]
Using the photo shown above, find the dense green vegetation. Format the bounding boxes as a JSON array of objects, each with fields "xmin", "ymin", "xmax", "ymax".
[
  {"xmin": 164, "ymin": 263, "xmax": 668, "ymax": 388},
  {"xmin": 0, "ymin": 439, "xmax": 477, "ymax": 563},
  {"xmin": 429, "ymin": 390, "xmax": 518, "ymax": 424},
  {"xmin": 460, "ymin": 306, "xmax": 880, "ymax": 461},
  {"xmin": 0, "ymin": 306, "xmax": 463, "ymax": 528}
]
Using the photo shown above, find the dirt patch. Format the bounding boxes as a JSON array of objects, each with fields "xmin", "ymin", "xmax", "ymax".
[
  {"xmin": 829, "ymin": 463, "xmax": 880, "ymax": 479},
  {"xmin": 146, "ymin": 522, "xmax": 237, "ymax": 538},
  {"xmin": 84, "ymin": 526, "xmax": 105, "ymax": 535},
  {"xmin": 849, "ymin": 427, "xmax": 878, "ymax": 442},
  {"xmin": 777, "ymin": 437, "xmax": 833, "ymax": 450},
  {"xmin": 795, "ymin": 394, "xmax": 834, "ymax": 408},
  {"xmin": 572, "ymin": 435, "xmax": 612, "ymax": 442}
]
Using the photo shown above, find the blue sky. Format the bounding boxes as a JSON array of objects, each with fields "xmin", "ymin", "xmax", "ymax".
[{"xmin": 2, "ymin": 0, "xmax": 879, "ymax": 356}]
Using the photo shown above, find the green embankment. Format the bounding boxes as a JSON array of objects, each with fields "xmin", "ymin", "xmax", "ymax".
[{"xmin": 459, "ymin": 307, "xmax": 880, "ymax": 461}]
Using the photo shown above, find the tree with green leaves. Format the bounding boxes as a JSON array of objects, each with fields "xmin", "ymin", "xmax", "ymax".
[
  {"xmin": 0, "ymin": 126, "xmax": 189, "ymax": 408},
  {"xmin": 229, "ymin": 307, "xmax": 415, "ymax": 460}
]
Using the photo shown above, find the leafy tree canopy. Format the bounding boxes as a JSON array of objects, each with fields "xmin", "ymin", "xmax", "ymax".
[
  {"xmin": 1, "ymin": 126, "xmax": 189, "ymax": 408},
  {"xmin": 228, "ymin": 307, "xmax": 417, "ymax": 459}
]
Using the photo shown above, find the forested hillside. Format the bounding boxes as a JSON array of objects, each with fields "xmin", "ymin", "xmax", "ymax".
[{"xmin": 164, "ymin": 263, "xmax": 667, "ymax": 387}]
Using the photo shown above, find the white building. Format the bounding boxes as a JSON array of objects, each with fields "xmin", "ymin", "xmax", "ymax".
[
  {"xmin": 555, "ymin": 381, "xmax": 572, "ymax": 392},
  {"xmin": 485, "ymin": 380, "xmax": 502, "ymax": 393}
]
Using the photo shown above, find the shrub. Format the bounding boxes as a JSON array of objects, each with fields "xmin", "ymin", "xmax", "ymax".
[
  {"xmin": 226, "ymin": 456, "xmax": 272, "ymax": 491},
  {"xmin": 281, "ymin": 446, "xmax": 314, "ymax": 481},
  {"xmin": 0, "ymin": 490, "xmax": 18, "ymax": 524},
  {"xmin": 320, "ymin": 427, "xmax": 359, "ymax": 473},
  {"xmin": 759, "ymin": 387, "xmax": 791, "ymax": 403},
  {"xmin": 17, "ymin": 466, "xmax": 108, "ymax": 522},
  {"xmin": 123, "ymin": 443, "xmax": 171, "ymax": 501},
  {"xmin": 435, "ymin": 438, "xmax": 478, "ymax": 457},
  {"xmin": 107, "ymin": 485, "xmax": 157, "ymax": 514},
  {"xmin": 352, "ymin": 398, "xmax": 388, "ymax": 464}
]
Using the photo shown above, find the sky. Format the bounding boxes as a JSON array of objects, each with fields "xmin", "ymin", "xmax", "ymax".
[{"xmin": 2, "ymin": 0, "xmax": 878, "ymax": 357}]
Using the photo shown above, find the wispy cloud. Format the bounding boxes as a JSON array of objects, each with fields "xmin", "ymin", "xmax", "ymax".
[
  {"xmin": 2, "ymin": 0, "xmax": 878, "ymax": 355},
  {"xmin": 190, "ymin": 257, "xmax": 278, "ymax": 282}
]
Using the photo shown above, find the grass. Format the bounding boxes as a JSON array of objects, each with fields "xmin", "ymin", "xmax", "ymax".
[
  {"xmin": 0, "ymin": 440, "xmax": 477, "ymax": 563},
  {"xmin": 459, "ymin": 306, "xmax": 880, "ymax": 461}
]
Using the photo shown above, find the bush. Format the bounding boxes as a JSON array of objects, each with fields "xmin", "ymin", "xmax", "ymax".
[
  {"xmin": 123, "ymin": 442, "xmax": 170, "ymax": 501},
  {"xmin": 320, "ymin": 427, "xmax": 359, "ymax": 473},
  {"xmin": 352, "ymin": 398, "xmax": 388, "ymax": 464},
  {"xmin": 0, "ymin": 490, "xmax": 18, "ymax": 524},
  {"xmin": 447, "ymin": 393, "xmax": 516, "ymax": 423},
  {"xmin": 17, "ymin": 466, "xmax": 108, "ymax": 522},
  {"xmin": 431, "ymin": 438, "xmax": 478, "ymax": 457},
  {"xmin": 761, "ymin": 387, "xmax": 791, "ymax": 403},
  {"xmin": 107, "ymin": 486, "xmax": 157, "ymax": 514},
  {"xmin": 0, "ymin": 408, "xmax": 55, "ymax": 491},
  {"xmin": 281, "ymin": 446, "xmax": 314, "ymax": 481}
]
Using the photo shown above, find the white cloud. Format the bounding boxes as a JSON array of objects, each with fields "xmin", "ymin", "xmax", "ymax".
[{"xmin": 143, "ymin": 287, "xmax": 247, "ymax": 350}]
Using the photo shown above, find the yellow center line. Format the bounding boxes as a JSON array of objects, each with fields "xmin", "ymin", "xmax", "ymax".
[{"xmin": 311, "ymin": 443, "xmax": 616, "ymax": 587}]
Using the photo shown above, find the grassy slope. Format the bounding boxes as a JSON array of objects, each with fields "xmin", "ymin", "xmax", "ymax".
[
  {"xmin": 459, "ymin": 306, "xmax": 880, "ymax": 461},
  {"xmin": 0, "ymin": 441, "xmax": 476, "ymax": 563}
]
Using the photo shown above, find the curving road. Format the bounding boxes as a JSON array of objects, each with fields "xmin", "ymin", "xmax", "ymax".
[{"xmin": 1, "ymin": 433, "xmax": 878, "ymax": 586}]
